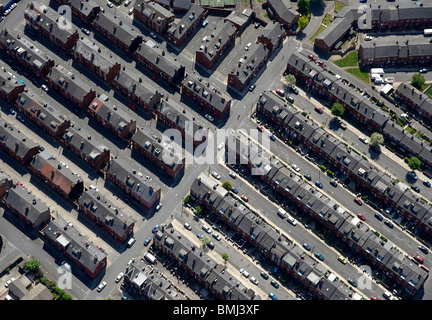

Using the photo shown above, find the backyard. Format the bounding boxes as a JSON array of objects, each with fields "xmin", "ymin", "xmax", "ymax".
[{"xmin": 334, "ymin": 50, "xmax": 359, "ymax": 68}]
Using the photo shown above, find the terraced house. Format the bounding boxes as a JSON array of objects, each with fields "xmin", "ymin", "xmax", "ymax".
[
  {"xmin": 72, "ymin": 38, "xmax": 122, "ymax": 82},
  {"xmin": 167, "ymin": 4, "xmax": 206, "ymax": 47},
  {"xmin": 182, "ymin": 73, "xmax": 231, "ymax": 119},
  {"xmin": 0, "ymin": 29, "xmax": 55, "ymax": 78},
  {"xmin": 106, "ymin": 156, "xmax": 161, "ymax": 210},
  {"xmin": 1, "ymin": 185, "xmax": 50, "ymax": 230},
  {"xmin": 78, "ymin": 189, "xmax": 135, "ymax": 243},
  {"xmin": 131, "ymin": 127, "xmax": 185, "ymax": 178},
  {"xmin": 16, "ymin": 90, "xmax": 71, "ymax": 138},
  {"xmin": 228, "ymin": 42, "xmax": 269, "ymax": 92},
  {"xmin": 54, "ymin": 0, "xmax": 101, "ymax": 25},
  {"xmin": 133, "ymin": 0, "xmax": 175, "ymax": 34},
  {"xmin": 111, "ymin": 67, "xmax": 161, "ymax": 111},
  {"xmin": 93, "ymin": 11, "xmax": 143, "ymax": 54},
  {"xmin": 0, "ymin": 119, "xmax": 39, "ymax": 164},
  {"xmin": 134, "ymin": 41, "xmax": 185, "ymax": 86},
  {"xmin": 43, "ymin": 217, "xmax": 107, "ymax": 279},
  {"xmin": 61, "ymin": 127, "xmax": 111, "ymax": 170},
  {"xmin": 394, "ymin": 83, "xmax": 432, "ymax": 125},
  {"xmin": 24, "ymin": 2, "xmax": 80, "ymax": 52},
  {"xmin": 0, "ymin": 65, "xmax": 26, "ymax": 102},
  {"xmin": 195, "ymin": 20, "xmax": 237, "ymax": 70},
  {"xmin": 46, "ymin": 64, "xmax": 96, "ymax": 109},
  {"xmin": 257, "ymin": 21, "xmax": 286, "ymax": 53},
  {"xmin": 29, "ymin": 151, "xmax": 85, "ymax": 201},
  {"xmin": 263, "ymin": 0, "xmax": 299, "ymax": 30},
  {"xmin": 87, "ymin": 96, "xmax": 137, "ymax": 140}
]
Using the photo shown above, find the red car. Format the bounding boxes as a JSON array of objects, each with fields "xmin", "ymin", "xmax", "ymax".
[
  {"xmin": 128, "ymin": 103, "xmax": 137, "ymax": 111},
  {"xmin": 152, "ymin": 75, "xmax": 159, "ymax": 82},
  {"xmin": 317, "ymin": 60, "xmax": 327, "ymax": 67},
  {"xmin": 354, "ymin": 198, "xmax": 363, "ymax": 206},
  {"xmin": 257, "ymin": 125, "xmax": 264, "ymax": 132},
  {"xmin": 370, "ymin": 296, "xmax": 378, "ymax": 301},
  {"xmin": 276, "ymin": 88, "xmax": 285, "ymax": 96},
  {"xmin": 308, "ymin": 54, "xmax": 316, "ymax": 61},
  {"xmin": 315, "ymin": 106, "xmax": 323, "ymax": 114},
  {"xmin": 357, "ymin": 214, "xmax": 366, "ymax": 221},
  {"xmin": 241, "ymin": 195, "xmax": 248, "ymax": 202},
  {"xmin": 414, "ymin": 255, "xmax": 424, "ymax": 264}
]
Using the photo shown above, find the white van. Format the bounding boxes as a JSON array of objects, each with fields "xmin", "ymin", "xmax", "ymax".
[
  {"xmin": 383, "ymin": 291, "xmax": 393, "ymax": 300},
  {"xmin": 277, "ymin": 208, "xmax": 287, "ymax": 218},
  {"xmin": 287, "ymin": 216, "xmax": 297, "ymax": 226},
  {"xmin": 127, "ymin": 237, "xmax": 136, "ymax": 248},
  {"xmin": 144, "ymin": 252, "xmax": 156, "ymax": 264}
]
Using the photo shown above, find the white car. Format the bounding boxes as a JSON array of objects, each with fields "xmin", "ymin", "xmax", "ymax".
[
  {"xmin": 211, "ymin": 171, "xmax": 220, "ymax": 179},
  {"xmin": 97, "ymin": 281, "xmax": 107, "ymax": 292},
  {"xmin": 202, "ymin": 224, "xmax": 211, "ymax": 234},
  {"xmin": 41, "ymin": 84, "xmax": 49, "ymax": 92},
  {"xmin": 240, "ymin": 268, "xmax": 249, "ymax": 278},
  {"xmin": 229, "ymin": 171, "xmax": 236, "ymax": 179},
  {"xmin": 205, "ymin": 114, "xmax": 214, "ymax": 122},
  {"xmin": 124, "ymin": 0, "xmax": 131, "ymax": 6},
  {"xmin": 212, "ymin": 232, "xmax": 221, "ymax": 241},
  {"xmin": 107, "ymin": 1, "xmax": 113, "ymax": 7},
  {"xmin": 89, "ymin": 184, "xmax": 99, "ymax": 192},
  {"xmin": 115, "ymin": 272, "xmax": 124, "ymax": 283},
  {"xmin": 150, "ymin": 32, "xmax": 157, "ymax": 39},
  {"xmin": 217, "ymin": 143, "xmax": 224, "ymax": 151},
  {"xmin": 155, "ymin": 203, "xmax": 163, "ymax": 211},
  {"xmin": 128, "ymin": 8, "xmax": 133, "ymax": 15},
  {"xmin": 359, "ymin": 136, "xmax": 369, "ymax": 144},
  {"xmin": 384, "ymin": 77, "xmax": 394, "ymax": 84},
  {"xmin": 291, "ymin": 164, "xmax": 300, "ymax": 172},
  {"xmin": 364, "ymin": 36, "xmax": 373, "ymax": 41},
  {"xmin": 184, "ymin": 222, "xmax": 192, "ymax": 230},
  {"xmin": 250, "ymin": 276, "xmax": 259, "ymax": 285},
  {"xmin": 4, "ymin": 278, "xmax": 15, "ymax": 288}
]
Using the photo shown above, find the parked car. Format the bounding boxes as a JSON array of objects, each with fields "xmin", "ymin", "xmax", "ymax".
[
  {"xmin": 414, "ymin": 255, "xmax": 424, "ymax": 264},
  {"xmin": 128, "ymin": 103, "xmax": 137, "ymax": 111},
  {"xmin": 291, "ymin": 163, "xmax": 300, "ymax": 172},
  {"xmin": 315, "ymin": 181, "xmax": 323, "ymax": 189},
  {"xmin": 364, "ymin": 35, "xmax": 373, "ymax": 41},
  {"xmin": 374, "ymin": 212, "xmax": 384, "ymax": 221},
  {"xmin": 308, "ymin": 54, "xmax": 316, "ymax": 61},
  {"xmin": 317, "ymin": 60, "xmax": 326, "ymax": 67},
  {"xmin": 384, "ymin": 219, "xmax": 394, "ymax": 229},
  {"xmin": 250, "ymin": 277, "xmax": 259, "ymax": 285},
  {"xmin": 184, "ymin": 222, "xmax": 192, "ymax": 230},
  {"xmin": 229, "ymin": 171, "xmax": 237, "ymax": 179},
  {"xmin": 354, "ymin": 197, "xmax": 363, "ymax": 206},
  {"xmin": 359, "ymin": 136, "xmax": 369, "ymax": 144},
  {"xmin": 81, "ymin": 27, "xmax": 90, "ymax": 35},
  {"xmin": 115, "ymin": 272, "xmax": 124, "ymax": 283},
  {"xmin": 419, "ymin": 68, "xmax": 428, "ymax": 73},
  {"xmin": 347, "ymin": 278, "xmax": 358, "ymax": 287},
  {"xmin": 304, "ymin": 173, "xmax": 312, "ymax": 181},
  {"xmin": 41, "ymin": 84, "xmax": 49, "ymax": 92},
  {"xmin": 240, "ymin": 195, "xmax": 248, "ymax": 202},
  {"xmin": 260, "ymin": 271, "xmax": 269, "ymax": 280},
  {"xmin": 196, "ymin": 233, "xmax": 204, "ymax": 239},
  {"xmin": 330, "ymin": 180, "xmax": 338, "ymax": 187},
  {"xmin": 107, "ymin": 1, "xmax": 113, "ymax": 7},
  {"xmin": 8, "ymin": 108, "xmax": 15, "ymax": 115},
  {"xmin": 276, "ymin": 88, "xmax": 285, "ymax": 96},
  {"xmin": 290, "ymin": 86, "xmax": 299, "ymax": 94},
  {"xmin": 202, "ymin": 20, "xmax": 209, "ymax": 27},
  {"xmin": 202, "ymin": 225, "xmax": 211, "ymax": 233},
  {"xmin": 303, "ymin": 243, "xmax": 311, "ymax": 251},
  {"xmin": 16, "ymin": 115, "xmax": 25, "ymax": 123},
  {"xmin": 408, "ymin": 171, "xmax": 418, "ymax": 181},
  {"xmin": 211, "ymin": 171, "xmax": 220, "ymax": 179},
  {"xmin": 150, "ymin": 32, "xmax": 157, "ymax": 39},
  {"xmin": 418, "ymin": 245, "xmax": 429, "ymax": 254},
  {"xmin": 315, "ymin": 106, "xmax": 323, "ymax": 114},
  {"xmin": 270, "ymin": 280, "xmax": 279, "ymax": 288},
  {"xmin": 357, "ymin": 213, "xmax": 366, "ymax": 221},
  {"xmin": 155, "ymin": 203, "xmax": 163, "ymax": 211},
  {"xmin": 124, "ymin": 0, "xmax": 131, "ymax": 6},
  {"xmin": 314, "ymin": 252, "xmax": 324, "ymax": 261},
  {"xmin": 257, "ymin": 125, "xmax": 264, "ymax": 132},
  {"xmin": 249, "ymin": 84, "xmax": 256, "ymax": 91},
  {"xmin": 152, "ymin": 225, "xmax": 159, "ymax": 233},
  {"xmin": 423, "ymin": 180, "xmax": 431, "ymax": 188},
  {"xmin": 269, "ymin": 133, "xmax": 276, "ymax": 141},
  {"xmin": 269, "ymin": 292, "xmax": 277, "ymax": 300},
  {"xmin": 286, "ymin": 96, "xmax": 294, "ymax": 103},
  {"xmin": 240, "ymin": 268, "xmax": 249, "ymax": 278},
  {"xmin": 97, "ymin": 281, "xmax": 107, "ymax": 292},
  {"xmin": 231, "ymin": 187, "xmax": 238, "ymax": 194},
  {"xmin": 144, "ymin": 237, "xmax": 152, "ymax": 246},
  {"xmin": 338, "ymin": 256, "xmax": 347, "ymax": 264},
  {"xmin": 411, "ymin": 185, "xmax": 420, "ymax": 193},
  {"xmin": 205, "ymin": 114, "xmax": 214, "ymax": 122},
  {"xmin": 212, "ymin": 232, "xmax": 221, "ymax": 241}
]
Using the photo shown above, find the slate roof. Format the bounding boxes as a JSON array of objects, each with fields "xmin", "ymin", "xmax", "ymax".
[
  {"xmin": 267, "ymin": 0, "xmax": 299, "ymax": 25},
  {"xmin": 0, "ymin": 119, "xmax": 38, "ymax": 160},
  {"xmin": 167, "ymin": 4, "xmax": 205, "ymax": 40},
  {"xmin": 229, "ymin": 42, "xmax": 268, "ymax": 84}
]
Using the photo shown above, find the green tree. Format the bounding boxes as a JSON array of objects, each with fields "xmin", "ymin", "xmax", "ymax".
[
  {"xmin": 298, "ymin": 0, "xmax": 310, "ymax": 13},
  {"xmin": 331, "ymin": 102, "xmax": 345, "ymax": 117},
  {"xmin": 200, "ymin": 235, "xmax": 210, "ymax": 248},
  {"xmin": 284, "ymin": 74, "xmax": 296, "ymax": 86},
  {"xmin": 369, "ymin": 132, "xmax": 384, "ymax": 149},
  {"xmin": 24, "ymin": 259, "xmax": 41, "ymax": 272},
  {"xmin": 184, "ymin": 195, "xmax": 190, "ymax": 204},
  {"xmin": 408, "ymin": 157, "xmax": 422, "ymax": 171},
  {"xmin": 222, "ymin": 253, "xmax": 229, "ymax": 263},
  {"xmin": 411, "ymin": 73, "xmax": 425, "ymax": 90},
  {"xmin": 194, "ymin": 205, "xmax": 202, "ymax": 215},
  {"xmin": 298, "ymin": 15, "xmax": 310, "ymax": 29},
  {"xmin": 222, "ymin": 180, "xmax": 233, "ymax": 191}
]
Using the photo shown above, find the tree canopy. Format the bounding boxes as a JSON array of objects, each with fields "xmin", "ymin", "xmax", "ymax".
[
  {"xmin": 411, "ymin": 73, "xmax": 425, "ymax": 91},
  {"xmin": 331, "ymin": 102, "xmax": 345, "ymax": 117},
  {"xmin": 369, "ymin": 132, "xmax": 384, "ymax": 149},
  {"xmin": 408, "ymin": 157, "xmax": 422, "ymax": 171}
]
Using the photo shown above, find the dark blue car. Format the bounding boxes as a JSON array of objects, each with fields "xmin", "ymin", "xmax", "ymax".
[
  {"xmin": 269, "ymin": 134, "xmax": 276, "ymax": 141},
  {"xmin": 374, "ymin": 212, "xmax": 383, "ymax": 221},
  {"xmin": 315, "ymin": 181, "xmax": 323, "ymax": 189},
  {"xmin": 232, "ymin": 187, "xmax": 238, "ymax": 194},
  {"xmin": 423, "ymin": 180, "xmax": 431, "ymax": 188},
  {"xmin": 144, "ymin": 237, "xmax": 152, "ymax": 246}
]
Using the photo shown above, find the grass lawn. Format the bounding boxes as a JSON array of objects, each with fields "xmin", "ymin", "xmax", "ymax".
[
  {"xmin": 406, "ymin": 126, "xmax": 417, "ymax": 135},
  {"xmin": 263, "ymin": 12, "xmax": 269, "ymax": 19},
  {"xmin": 323, "ymin": 14, "xmax": 332, "ymax": 26},
  {"xmin": 335, "ymin": 0, "xmax": 345, "ymax": 13},
  {"xmin": 426, "ymin": 86, "xmax": 432, "ymax": 99},
  {"xmin": 310, "ymin": 25, "xmax": 326, "ymax": 42},
  {"xmin": 346, "ymin": 68, "xmax": 370, "ymax": 83},
  {"xmin": 421, "ymin": 83, "xmax": 430, "ymax": 92},
  {"xmin": 334, "ymin": 50, "xmax": 359, "ymax": 68}
]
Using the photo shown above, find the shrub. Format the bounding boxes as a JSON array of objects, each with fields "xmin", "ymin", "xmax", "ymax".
[
  {"xmin": 404, "ymin": 157, "xmax": 409, "ymax": 164},
  {"xmin": 184, "ymin": 195, "xmax": 190, "ymax": 204},
  {"xmin": 320, "ymin": 165, "xmax": 326, "ymax": 171}
]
